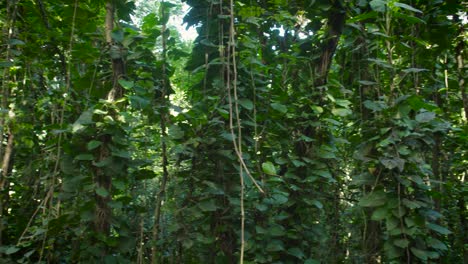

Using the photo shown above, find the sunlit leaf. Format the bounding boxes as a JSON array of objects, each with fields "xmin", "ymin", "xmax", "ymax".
[
  {"xmin": 262, "ymin": 162, "xmax": 276, "ymax": 175},
  {"xmin": 393, "ymin": 2, "xmax": 422, "ymax": 13}
]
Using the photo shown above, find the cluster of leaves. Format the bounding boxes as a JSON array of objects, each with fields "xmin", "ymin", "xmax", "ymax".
[{"xmin": 0, "ymin": 0, "xmax": 466, "ymax": 263}]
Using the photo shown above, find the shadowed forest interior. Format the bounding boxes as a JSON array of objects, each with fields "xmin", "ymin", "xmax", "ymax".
[{"xmin": 0, "ymin": 0, "xmax": 467, "ymax": 263}]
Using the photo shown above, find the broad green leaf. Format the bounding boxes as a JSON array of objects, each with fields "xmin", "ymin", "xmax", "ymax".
[
  {"xmin": 415, "ymin": 111, "xmax": 435, "ymax": 123},
  {"xmin": 75, "ymin": 154, "xmax": 94, "ymax": 161},
  {"xmin": 371, "ymin": 207, "xmax": 389, "ymax": 221},
  {"xmin": 262, "ymin": 162, "xmax": 276, "ymax": 175},
  {"xmin": 266, "ymin": 239, "xmax": 285, "ymax": 252},
  {"xmin": 332, "ymin": 108, "xmax": 352, "ymax": 117},
  {"xmin": 359, "ymin": 190, "xmax": 386, "ymax": 207},
  {"xmin": 93, "ymin": 157, "xmax": 113, "ymax": 167},
  {"xmin": 271, "ymin": 193, "xmax": 288, "ymax": 205},
  {"xmin": 287, "ymin": 247, "xmax": 305, "ymax": 259},
  {"xmin": 384, "ymin": 241, "xmax": 404, "ymax": 259},
  {"xmin": 310, "ymin": 105, "xmax": 323, "ymax": 114},
  {"xmin": 111, "ymin": 30, "xmax": 124, "ymax": 42},
  {"xmin": 311, "ymin": 200, "xmax": 323, "ymax": 209},
  {"xmin": 112, "ymin": 180, "xmax": 125, "ymax": 191},
  {"xmin": 112, "ymin": 149, "xmax": 131, "ymax": 159},
  {"xmin": 270, "ymin": 102, "xmax": 287, "ymax": 113},
  {"xmin": 269, "ymin": 224, "xmax": 285, "ymax": 236},
  {"xmin": 359, "ymin": 80, "xmax": 377, "ymax": 85},
  {"xmin": 168, "ymin": 125, "xmax": 184, "ymax": 139},
  {"xmin": 427, "ymin": 237, "xmax": 447, "ymax": 250},
  {"xmin": 238, "ymin": 99, "xmax": 254, "ymax": 110},
  {"xmin": 379, "ymin": 157, "xmax": 405, "ymax": 172},
  {"xmin": 313, "ymin": 170, "xmax": 332, "ymax": 180},
  {"xmin": 411, "ymin": 247, "xmax": 428, "ymax": 261},
  {"xmin": 72, "ymin": 109, "xmax": 94, "ymax": 133},
  {"xmin": 118, "ymin": 79, "xmax": 134, "ymax": 90},
  {"xmin": 386, "ymin": 217, "xmax": 399, "ymax": 231},
  {"xmin": 200, "ymin": 39, "xmax": 218, "ymax": 47},
  {"xmin": 402, "ymin": 68, "xmax": 428, "ymax": 73},
  {"xmin": 9, "ymin": 39, "xmax": 25, "ymax": 45},
  {"xmin": 370, "ymin": 0, "xmax": 387, "ymax": 12},
  {"xmin": 0, "ymin": 60, "xmax": 14, "ymax": 68},
  {"xmin": 393, "ymin": 2, "xmax": 422, "ymax": 13},
  {"xmin": 5, "ymin": 246, "xmax": 20, "ymax": 255},
  {"xmin": 87, "ymin": 140, "xmax": 102, "ymax": 150},
  {"xmin": 364, "ymin": 100, "xmax": 388, "ymax": 111},
  {"xmin": 198, "ymin": 199, "xmax": 217, "ymax": 212},
  {"xmin": 394, "ymin": 238, "xmax": 409, "ymax": 248},
  {"xmin": 427, "ymin": 223, "xmax": 451, "ymax": 235},
  {"xmin": 96, "ymin": 187, "xmax": 109, "ymax": 197},
  {"xmin": 402, "ymin": 198, "xmax": 423, "ymax": 209}
]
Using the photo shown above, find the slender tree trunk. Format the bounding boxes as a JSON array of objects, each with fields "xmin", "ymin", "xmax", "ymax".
[
  {"xmin": 151, "ymin": 5, "xmax": 170, "ymax": 262},
  {"xmin": 94, "ymin": 0, "xmax": 125, "ymax": 241}
]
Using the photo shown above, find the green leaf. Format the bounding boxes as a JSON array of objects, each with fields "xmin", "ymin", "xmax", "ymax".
[
  {"xmin": 313, "ymin": 170, "xmax": 332, "ymax": 180},
  {"xmin": 370, "ymin": 0, "xmax": 387, "ymax": 12},
  {"xmin": 87, "ymin": 140, "xmax": 102, "ymax": 150},
  {"xmin": 287, "ymin": 247, "xmax": 305, "ymax": 259},
  {"xmin": 359, "ymin": 80, "xmax": 377, "ymax": 85},
  {"xmin": 359, "ymin": 190, "xmax": 386, "ymax": 207},
  {"xmin": 112, "ymin": 149, "xmax": 131, "ymax": 159},
  {"xmin": 112, "ymin": 180, "xmax": 125, "ymax": 191},
  {"xmin": 111, "ymin": 30, "xmax": 124, "ymax": 42},
  {"xmin": 394, "ymin": 238, "xmax": 409, "ymax": 248},
  {"xmin": 371, "ymin": 207, "xmax": 389, "ymax": 221},
  {"xmin": 393, "ymin": 2, "xmax": 422, "ymax": 13},
  {"xmin": 271, "ymin": 193, "xmax": 288, "ymax": 205},
  {"xmin": 310, "ymin": 105, "xmax": 323, "ymax": 114},
  {"xmin": 415, "ymin": 111, "xmax": 435, "ymax": 123},
  {"xmin": 72, "ymin": 109, "xmax": 94, "ymax": 133},
  {"xmin": 402, "ymin": 68, "xmax": 428, "ymax": 73},
  {"xmin": 266, "ymin": 239, "xmax": 285, "ymax": 252},
  {"xmin": 198, "ymin": 199, "xmax": 217, "ymax": 212},
  {"xmin": 311, "ymin": 200, "xmax": 323, "ymax": 209},
  {"xmin": 262, "ymin": 162, "xmax": 276, "ymax": 175},
  {"xmin": 270, "ymin": 102, "xmax": 287, "ymax": 113},
  {"xmin": 364, "ymin": 100, "xmax": 387, "ymax": 111},
  {"xmin": 96, "ymin": 187, "xmax": 109, "ymax": 197},
  {"xmin": 411, "ymin": 247, "xmax": 428, "ymax": 261},
  {"xmin": 238, "ymin": 99, "xmax": 254, "ymax": 110},
  {"xmin": 9, "ymin": 39, "xmax": 25, "ymax": 45},
  {"xmin": 168, "ymin": 125, "xmax": 184, "ymax": 139},
  {"xmin": 427, "ymin": 223, "xmax": 451, "ymax": 235},
  {"xmin": 427, "ymin": 237, "xmax": 447, "ymax": 250},
  {"xmin": 75, "ymin": 154, "xmax": 94, "ymax": 161},
  {"xmin": 118, "ymin": 79, "xmax": 134, "ymax": 90},
  {"xmin": 269, "ymin": 225, "xmax": 285, "ymax": 236},
  {"xmin": 379, "ymin": 157, "xmax": 405, "ymax": 172},
  {"xmin": 5, "ymin": 246, "xmax": 20, "ymax": 255},
  {"xmin": 332, "ymin": 108, "xmax": 352, "ymax": 117}
]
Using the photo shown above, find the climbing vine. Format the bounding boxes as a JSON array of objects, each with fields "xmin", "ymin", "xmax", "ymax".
[{"xmin": 0, "ymin": 0, "xmax": 465, "ymax": 263}]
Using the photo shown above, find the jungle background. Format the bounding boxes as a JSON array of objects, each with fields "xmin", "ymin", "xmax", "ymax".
[{"xmin": 0, "ymin": 0, "xmax": 466, "ymax": 263}]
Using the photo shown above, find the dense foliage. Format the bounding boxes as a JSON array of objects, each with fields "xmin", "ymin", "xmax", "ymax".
[{"xmin": 0, "ymin": 0, "xmax": 466, "ymax": 263}]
